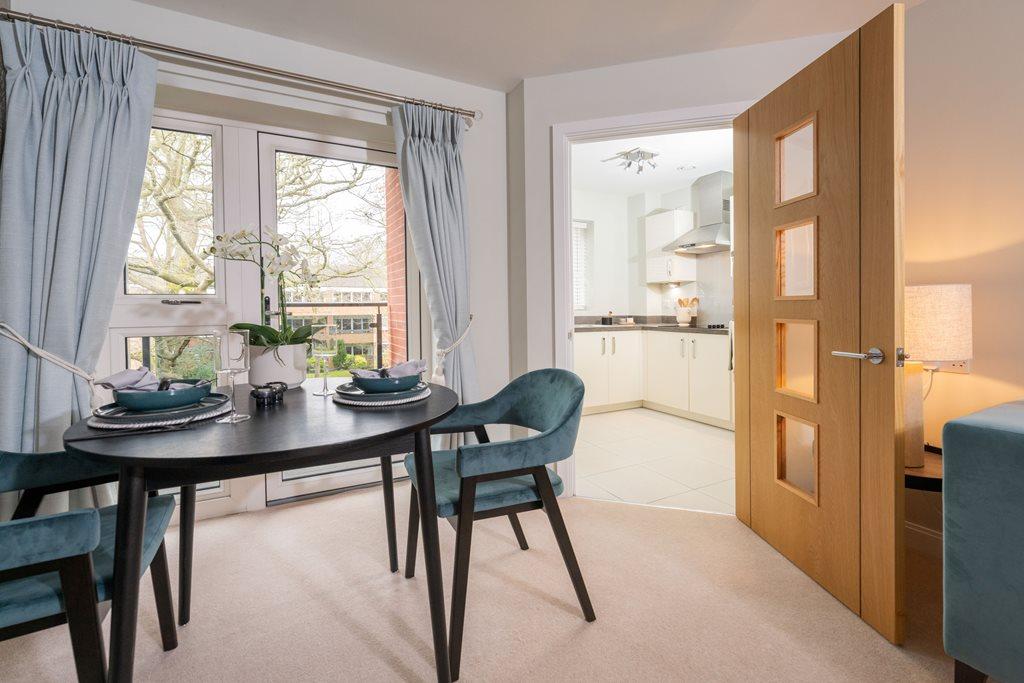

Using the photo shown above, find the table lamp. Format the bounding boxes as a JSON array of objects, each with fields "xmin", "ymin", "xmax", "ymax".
[{"xmin": 903, "ymin": 284, "xmax": 973, "ymax": 467}]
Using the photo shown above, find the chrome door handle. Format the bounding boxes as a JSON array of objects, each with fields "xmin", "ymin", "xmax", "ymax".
[
  {"xmin": 681, "ymin": 338, "xmax": 686, "ymax": 357},
  {"xmin": 601, "ymin": 337, "xmax": 606, "ymax": 355},
  {"xmin": 831, "ymin": 347, "xmax": 885, "ymax": 365},
  {"xmin": 612, "ymin": 336, "xmax": 616, "ymax": 354},
  {"xmin": 691, "ymin": 338, "xmax": 697, "ymax": 358}
]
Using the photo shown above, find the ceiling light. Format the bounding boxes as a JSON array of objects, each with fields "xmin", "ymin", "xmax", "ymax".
[
  {"xmin": 677, "ymin": 163, "xmax": 697, "ymax": 171},
  {"xmin": 603, "ymin": 147, "xmax": 659, "ymax": 175}
]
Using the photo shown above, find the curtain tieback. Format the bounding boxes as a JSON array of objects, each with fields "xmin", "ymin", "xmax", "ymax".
[
  {"xmin": 431, "ymin": 314, "xmax": 473, "ymax": 385},
  {"xmin": 0, "ymin": 321, "xmax": 98, "ymax": 397}
]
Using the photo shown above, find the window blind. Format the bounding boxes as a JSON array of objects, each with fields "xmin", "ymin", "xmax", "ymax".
[{"xmin": 571, "ymin": 220, "xmax": 590, "ymax": 311}]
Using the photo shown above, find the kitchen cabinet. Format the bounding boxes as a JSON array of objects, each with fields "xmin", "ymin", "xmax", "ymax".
[
  {"xmin": 574, "ymin": 330, "xmax": 643, "ymax": 410},
  {"xmin": 687, "ymin": 334, "xmax": 732, "ymax": 422},
  {"xmin": 644, "ymin": 210, "xmax": 697, "ymax": 284},
  {"xmin": 643, "ymin": 331, "xmax": 733, "ymax": 426},
  {"xmin": 644, "ymin": 331, "xmax": 689, "ymax": 410}
]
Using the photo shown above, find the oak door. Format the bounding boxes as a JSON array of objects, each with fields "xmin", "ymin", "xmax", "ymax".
[{"xmin": 733, "ymin": 4, "xmax": 906, "ymax": 643}]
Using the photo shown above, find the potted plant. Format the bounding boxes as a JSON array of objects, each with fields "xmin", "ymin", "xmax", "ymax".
[{"xmin": 204, "ymin": 230, "xmax": 316, "ymax": 387}]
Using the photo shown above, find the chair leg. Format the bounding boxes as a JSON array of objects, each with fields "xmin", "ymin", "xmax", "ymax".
[
  {"xmin": 150, "ymin": 541, "xmax": 179, "ymax": 652},
  {"xmin": 59, "ymin": 553, "xmax": 107, "ymax": 683},
  {"xmin": 380, "ymin": 456, "xmax": 399, "ymax": 573},
  {"xmin": 954, "ymin": 660, "xmax": 987, "ymax": 683},
  {"xmin": 12, "ymin": 488, "xmax": 45, "ymax": 520},
  {"xmin": 449, "ymin": 478, "xmax": 477, "ymax": 682},
  {"xmin": 178, "ymin": 484, "xmax": 196, "ymax": 626},
  {"xmin": 507, "ymin": 513, "xmax": 529, "ymax": 550},
  {"xmin": 532, "ymin": 467, "xmax": 596, "ymax": 622},
  {"xmin": 404, "ymin": 485, "xmax": 420, "ymax": 579}
]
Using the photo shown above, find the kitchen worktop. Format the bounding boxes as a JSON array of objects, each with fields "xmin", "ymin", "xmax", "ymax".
[{"xmin": 574, "ymin": 324, "xmax": 728, "ymax": 335}]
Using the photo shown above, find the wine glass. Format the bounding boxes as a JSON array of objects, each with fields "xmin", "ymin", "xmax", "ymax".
[
  {"xmin": 310, "ymin": 327, "xmax": 334, "ymax": 397},
  {"xmin": 216, "ymin": 329, "xmax": 251, "ymax": 423}
]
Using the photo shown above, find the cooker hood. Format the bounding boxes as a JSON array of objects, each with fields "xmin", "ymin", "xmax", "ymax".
[{"xmin": 663, "ymin": 170, "xmax": 733, "ymax": 255}]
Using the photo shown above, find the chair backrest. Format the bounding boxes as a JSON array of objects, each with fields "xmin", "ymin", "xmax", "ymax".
[{"xmin": 491, "ymin": 368, "xmax": 585, "ymax": 435}]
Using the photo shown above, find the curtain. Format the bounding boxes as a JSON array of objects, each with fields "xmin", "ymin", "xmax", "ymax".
[
  {"xmin": 392, "ymin": 103, "xmax": 478, "ymax": 402},
  {"xmin": 0, "ymin": 21, "xmax": 157, "ymax": 515}
]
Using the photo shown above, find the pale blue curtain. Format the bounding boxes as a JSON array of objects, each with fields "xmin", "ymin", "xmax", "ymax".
[
  {"xmin": 0, "ymin": 21, "xmax": 157, "ymax": 510},
  {"xmin": 392, "ymin": 103, "xmax": 478, "ymax": 401}
]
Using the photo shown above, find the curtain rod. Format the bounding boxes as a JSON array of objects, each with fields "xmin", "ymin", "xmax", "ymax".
[{"xmin": 0, "ymin": 8, "xmax": 482, "ymax": 125}]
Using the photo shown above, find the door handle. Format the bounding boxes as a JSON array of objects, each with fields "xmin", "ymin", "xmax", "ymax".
[
  {"xmin": 601, "ymin": 337, "xmax": 606, "ymax": 355},
  {"xmin": 681, "ymin": 338, "xmax": 686, "ymax": 358},
  {"xmin": 831, "ymin": 347, "xmax": 885, "ymax": 365},
  {"xmin": 612, "ymin": 336, "xmax": 617, "ymax": 354},
  {"xmin": 691, "ymin": 338, "xmax": 697, "ymax": 358}
]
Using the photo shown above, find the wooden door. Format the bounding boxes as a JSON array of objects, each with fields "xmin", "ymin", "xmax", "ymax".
[
  {"xmin": 574, "ymin": 332, "xmax": 609, "ymax": 409},
  {"xmin": 733, "ymin": 4, "xmax": 906, "ymax": 643},
  {"xmin": 689, "ymin": 335, "xmax": 732, "ymax": 422},
  {"xmin": 608, "ymin": 331, "xmax": 644, "ymax": 403}
]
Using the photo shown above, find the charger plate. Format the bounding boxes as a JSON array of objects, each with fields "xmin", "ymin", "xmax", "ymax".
[
  {"xmin": 333, "ymin": 387, "xmax": 431, "ymax": 408},
  {"xmin": 87, "ymin": 394, "xmax": 232, "ymax": 429}
]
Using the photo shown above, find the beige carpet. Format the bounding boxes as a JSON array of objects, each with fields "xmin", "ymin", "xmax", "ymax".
[{"xmin": 0, "ymin": 484, "xmax": 950, "ymax": 681}]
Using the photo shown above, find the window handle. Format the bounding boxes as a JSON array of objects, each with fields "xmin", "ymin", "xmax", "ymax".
[{"xmin": 160, "ymin": 299, "xmax": 201, "ymax": 305}]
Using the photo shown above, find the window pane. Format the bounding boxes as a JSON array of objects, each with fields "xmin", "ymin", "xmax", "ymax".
[
  {"xmin": 274, "ymin": 152, "xmax": 405, "ymax": 374},
  {"xmin": 125, "ymin": 334, "xmax": 219, "ymax": 381},
  {"xmin": 775, "ymin": 220, "xmax": 816, "ymax": 298},
  {"xmin": 775, "ymin": 320, "xmax": 816, "ymax": 401},
  {"xmin": 776, "ymin": 118, "xmax": 815, "ymax": 204},
  {"xmin": 126, "ymin": 129, "xmax": 216, "ymax": 295},
  {"xmin": 775, "ymin": 412, "xmax": 818, "ymax": 503}
]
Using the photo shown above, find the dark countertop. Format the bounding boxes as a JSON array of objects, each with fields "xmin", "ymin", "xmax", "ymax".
[{"xmin": 574, "ymin": 324, "xmax": 728, "ymax": 335}]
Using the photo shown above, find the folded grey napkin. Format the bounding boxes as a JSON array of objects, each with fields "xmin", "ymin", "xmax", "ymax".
[
  {"xmin": 350, "ymin": 359, "xmax": 427, "ymax": 379},
  {"xmin": 97, "ymin": 367, "xmax": 209, "ymax": 392}
]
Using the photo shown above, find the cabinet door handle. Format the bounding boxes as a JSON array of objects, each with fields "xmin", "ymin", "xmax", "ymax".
[
  {"xmin": 681, "ymin": 338, "xmax": 686, "ymax": 358},
  {"xmin": 601, "ymin": 337, "xmax": 606, "ymax": 355},
  {"xmin": 667, "ymin": 259, "xmax": 672, "ymax": 276},
  {"xmin": 612, "ymin": 336, "xmax": 617, "ymax": 354},
  {"xmin": 692, "ymin": 338, "xmax": 697, "ymax": 358}
]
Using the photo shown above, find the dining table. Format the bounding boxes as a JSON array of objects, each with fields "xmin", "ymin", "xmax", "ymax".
[{"xmin": 62, "ymin": 381, "xmax": 460, "ymax": 682}]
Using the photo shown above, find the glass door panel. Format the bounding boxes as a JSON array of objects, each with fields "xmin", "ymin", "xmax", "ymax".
[{"xmin": 259, "ymin": 133, "xmax": 418, "ymax": 503}]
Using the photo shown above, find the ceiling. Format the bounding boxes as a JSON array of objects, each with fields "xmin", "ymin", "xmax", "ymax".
[
  {"xmin": 138, "ymin": 0, "xmax": 916, "ymax": 90},
  {"xmin": 572, "ymin": 129, "xmax": 733, "ymax": 196}
]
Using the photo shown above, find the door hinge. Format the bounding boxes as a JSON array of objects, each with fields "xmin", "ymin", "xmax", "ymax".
[{"xmin": 896, "ymin": 347, "xmax": 908, "ymax": 368}]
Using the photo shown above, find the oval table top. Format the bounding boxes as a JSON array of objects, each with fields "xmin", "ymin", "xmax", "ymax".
[{"xmin": 63, "ymin": 381, "xmax": 459, "ymax": 470}]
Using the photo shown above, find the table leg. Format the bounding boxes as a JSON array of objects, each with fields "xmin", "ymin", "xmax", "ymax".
[
  {"xmin": 108, "ymin": 466, "xmax": 148, "ymax": 682},
  {"xmin": 413, "ymin": 428, "xmax": 452, "ymax": 683},
  {"xmin": 178, "ymin": 484, "xmax": 196, "ymax": 625}
]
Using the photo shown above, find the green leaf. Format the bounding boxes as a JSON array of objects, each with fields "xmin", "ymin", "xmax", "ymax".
[{"xmin": 230, "ymin": 322, "xmax": 280, "ymax": 346}]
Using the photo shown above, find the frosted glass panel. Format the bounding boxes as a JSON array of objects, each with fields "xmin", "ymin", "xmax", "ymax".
[
  {"xmin": 777, "ymin": 119, "xmax": 815, "ymax": 203},
  {"xmin": 776, "ymin": 220, "xmax": 816, "ymax": 298},
  {"xmin": 776, "ymin": 320, "xmax": 816, "ymax": 401},
  {"xmin": 776, "ymin": 413, "xmax": 817, "ymax": 502}
]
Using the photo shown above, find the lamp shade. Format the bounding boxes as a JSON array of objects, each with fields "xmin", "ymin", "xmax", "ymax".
[{"xmin": 904, "ymin": 284, "xmax": 973, "ymax": 361}]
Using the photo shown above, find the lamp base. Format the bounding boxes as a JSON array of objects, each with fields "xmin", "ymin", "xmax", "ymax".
[{"xmin": 904, "ymin": 361, "xmax": 925, "ymax": 468}]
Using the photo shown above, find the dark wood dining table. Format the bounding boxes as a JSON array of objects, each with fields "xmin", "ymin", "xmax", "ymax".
[{"xmin": 63, "ymin": 382, "xmax": 459, "ymax": 682}]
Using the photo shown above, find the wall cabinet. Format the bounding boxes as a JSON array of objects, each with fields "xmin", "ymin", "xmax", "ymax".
[
  {"xmin": 644, "ymin": 210, "xmax": 697, "ymax": 284},
  {"xmin": 574, "ymin": 330, "xmax": 643, "ymax": 409}
]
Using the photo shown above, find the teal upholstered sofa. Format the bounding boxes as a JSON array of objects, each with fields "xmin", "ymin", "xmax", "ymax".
[{"xmin": 943, "ymin": 401, "xmax": 1024, "ymax": 682}]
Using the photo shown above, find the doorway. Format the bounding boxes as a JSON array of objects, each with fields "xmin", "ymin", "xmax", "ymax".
[{"xmin": 560, "ymin": 124, "xmax": 738, "ymax": 514}]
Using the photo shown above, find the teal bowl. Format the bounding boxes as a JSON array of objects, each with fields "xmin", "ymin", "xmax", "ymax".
[
  {"xmin": 350, "ymin": 372, "xmax": 422, "ymax": 394},
  {"xmin": 113, "ymin": 379, "xmax": 212, "ymax": 412}
]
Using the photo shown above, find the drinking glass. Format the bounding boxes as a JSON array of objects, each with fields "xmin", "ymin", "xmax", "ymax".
[
  {"xmin": 310, "ymin": 328, "xmax": 334, "ymax": 397},
  {"xmin": 216, "ymin": 329, "xmax": 251, "ymax": 423}
]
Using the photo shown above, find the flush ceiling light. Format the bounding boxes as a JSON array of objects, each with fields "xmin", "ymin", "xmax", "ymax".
[
  {"xmin": 677, "ymin": 163, "xmax": 697, "ymax": 171},
  {"xmin": 602, "ymin": 147, "xmax": 659, "ymax": 174}
]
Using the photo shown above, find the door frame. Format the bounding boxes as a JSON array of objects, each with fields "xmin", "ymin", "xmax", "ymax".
[{"xmin": 551, "ymin": 101, "xmax": 750, "ymax": 495}]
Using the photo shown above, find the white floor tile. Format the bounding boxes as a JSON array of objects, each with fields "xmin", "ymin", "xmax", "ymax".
[
  {"xmin": 645, "ymin": 456, "xmax": 734, "ymax": 489},
  {"xmin": 597, "ymin": 436, "xmax": 676, "ymax": 464},
  {"xmin": 575, "ymin": 478, "xmax": 620, "ymax": 501},
  {"xmin": 699, "ymin": 479, "xmax": 737, "ymax": 506},
  {"xmin": 653, "ymin": 489, "xmax": 735, "ymax": 515},
  {"xmin": 586, "ymin": 465, "xmax": 690, "ymax": 504},
  {"xmin": 574, "ymin": 443, "xmax": 644, "ymax": 477}
]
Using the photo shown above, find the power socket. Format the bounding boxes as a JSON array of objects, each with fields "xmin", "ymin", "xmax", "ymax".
[{"xmin": 933, "ymin": 360, "xmax": 971, "ymax": 374}]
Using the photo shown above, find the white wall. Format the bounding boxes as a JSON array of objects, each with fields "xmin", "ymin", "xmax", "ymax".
[
  {"xmin": 507, "ymin": 32, "xmax": 847, "ymax": 376},
  {"xmin": 12, "ymin": 0, "xmax": 511, "ymax": 402},
  {"xmin": 570, "ymin": 190, "xmax": 630, "ymax": 316}
]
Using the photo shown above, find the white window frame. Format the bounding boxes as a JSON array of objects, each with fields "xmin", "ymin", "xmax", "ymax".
[{"xmin": 256, "ymin": 132, "xmax": 423, "ymax": 503}]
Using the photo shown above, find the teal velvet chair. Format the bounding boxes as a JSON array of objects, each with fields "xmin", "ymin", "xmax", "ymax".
[
  {"xmin": 943, "ymin": 401, "xmax": 1024, "ymax": 683},
  {"xmin": 7, "ymin": 450, "xmax": 198, "ymax": 626},
  {"xmin": 1, "ymin": 451, "xmax": 179, "ymax": 681},
  {"xmin": 403, "ymin": 368, "xmax": 595, "ymax": 680}
]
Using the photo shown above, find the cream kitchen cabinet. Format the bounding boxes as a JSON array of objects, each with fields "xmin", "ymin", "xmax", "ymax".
[
  {"xmin": 643, "ymin": 331, "xmax": 733, "ymax": 427},
  {"xmin": 644, "ymin": 209, "xmax": 697, "ymax": 284},
  {"xmin": 574, "ymin": 330, "xmax": 644, "ymax": 410}
]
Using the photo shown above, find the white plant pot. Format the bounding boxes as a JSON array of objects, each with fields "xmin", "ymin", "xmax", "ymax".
[{"xmin": 248, "ymin": 343, "xmax": 307, "ymax": 389}]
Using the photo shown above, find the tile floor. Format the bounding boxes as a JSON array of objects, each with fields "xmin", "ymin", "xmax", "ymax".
[{"xmin": 573, "ymin": 408, "xmax": 735, "ymax": 514}]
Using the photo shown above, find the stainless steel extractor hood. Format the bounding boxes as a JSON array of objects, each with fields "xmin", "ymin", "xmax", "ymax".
[{"xmin": 663, "ymin": 170, "xmax": 733, "ymax": 254}]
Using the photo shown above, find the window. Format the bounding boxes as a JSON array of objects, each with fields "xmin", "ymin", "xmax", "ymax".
[
  {"xmin": 125, "ymin": 334, "xmax": 219, "ymax": 381},
  {"xmin": 126, "ymin": 128, "xmax": 217, "ymax": 295},
  {"xmin": 571, "ymin": 220, "xmax": 592, "ymax": 311}
]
